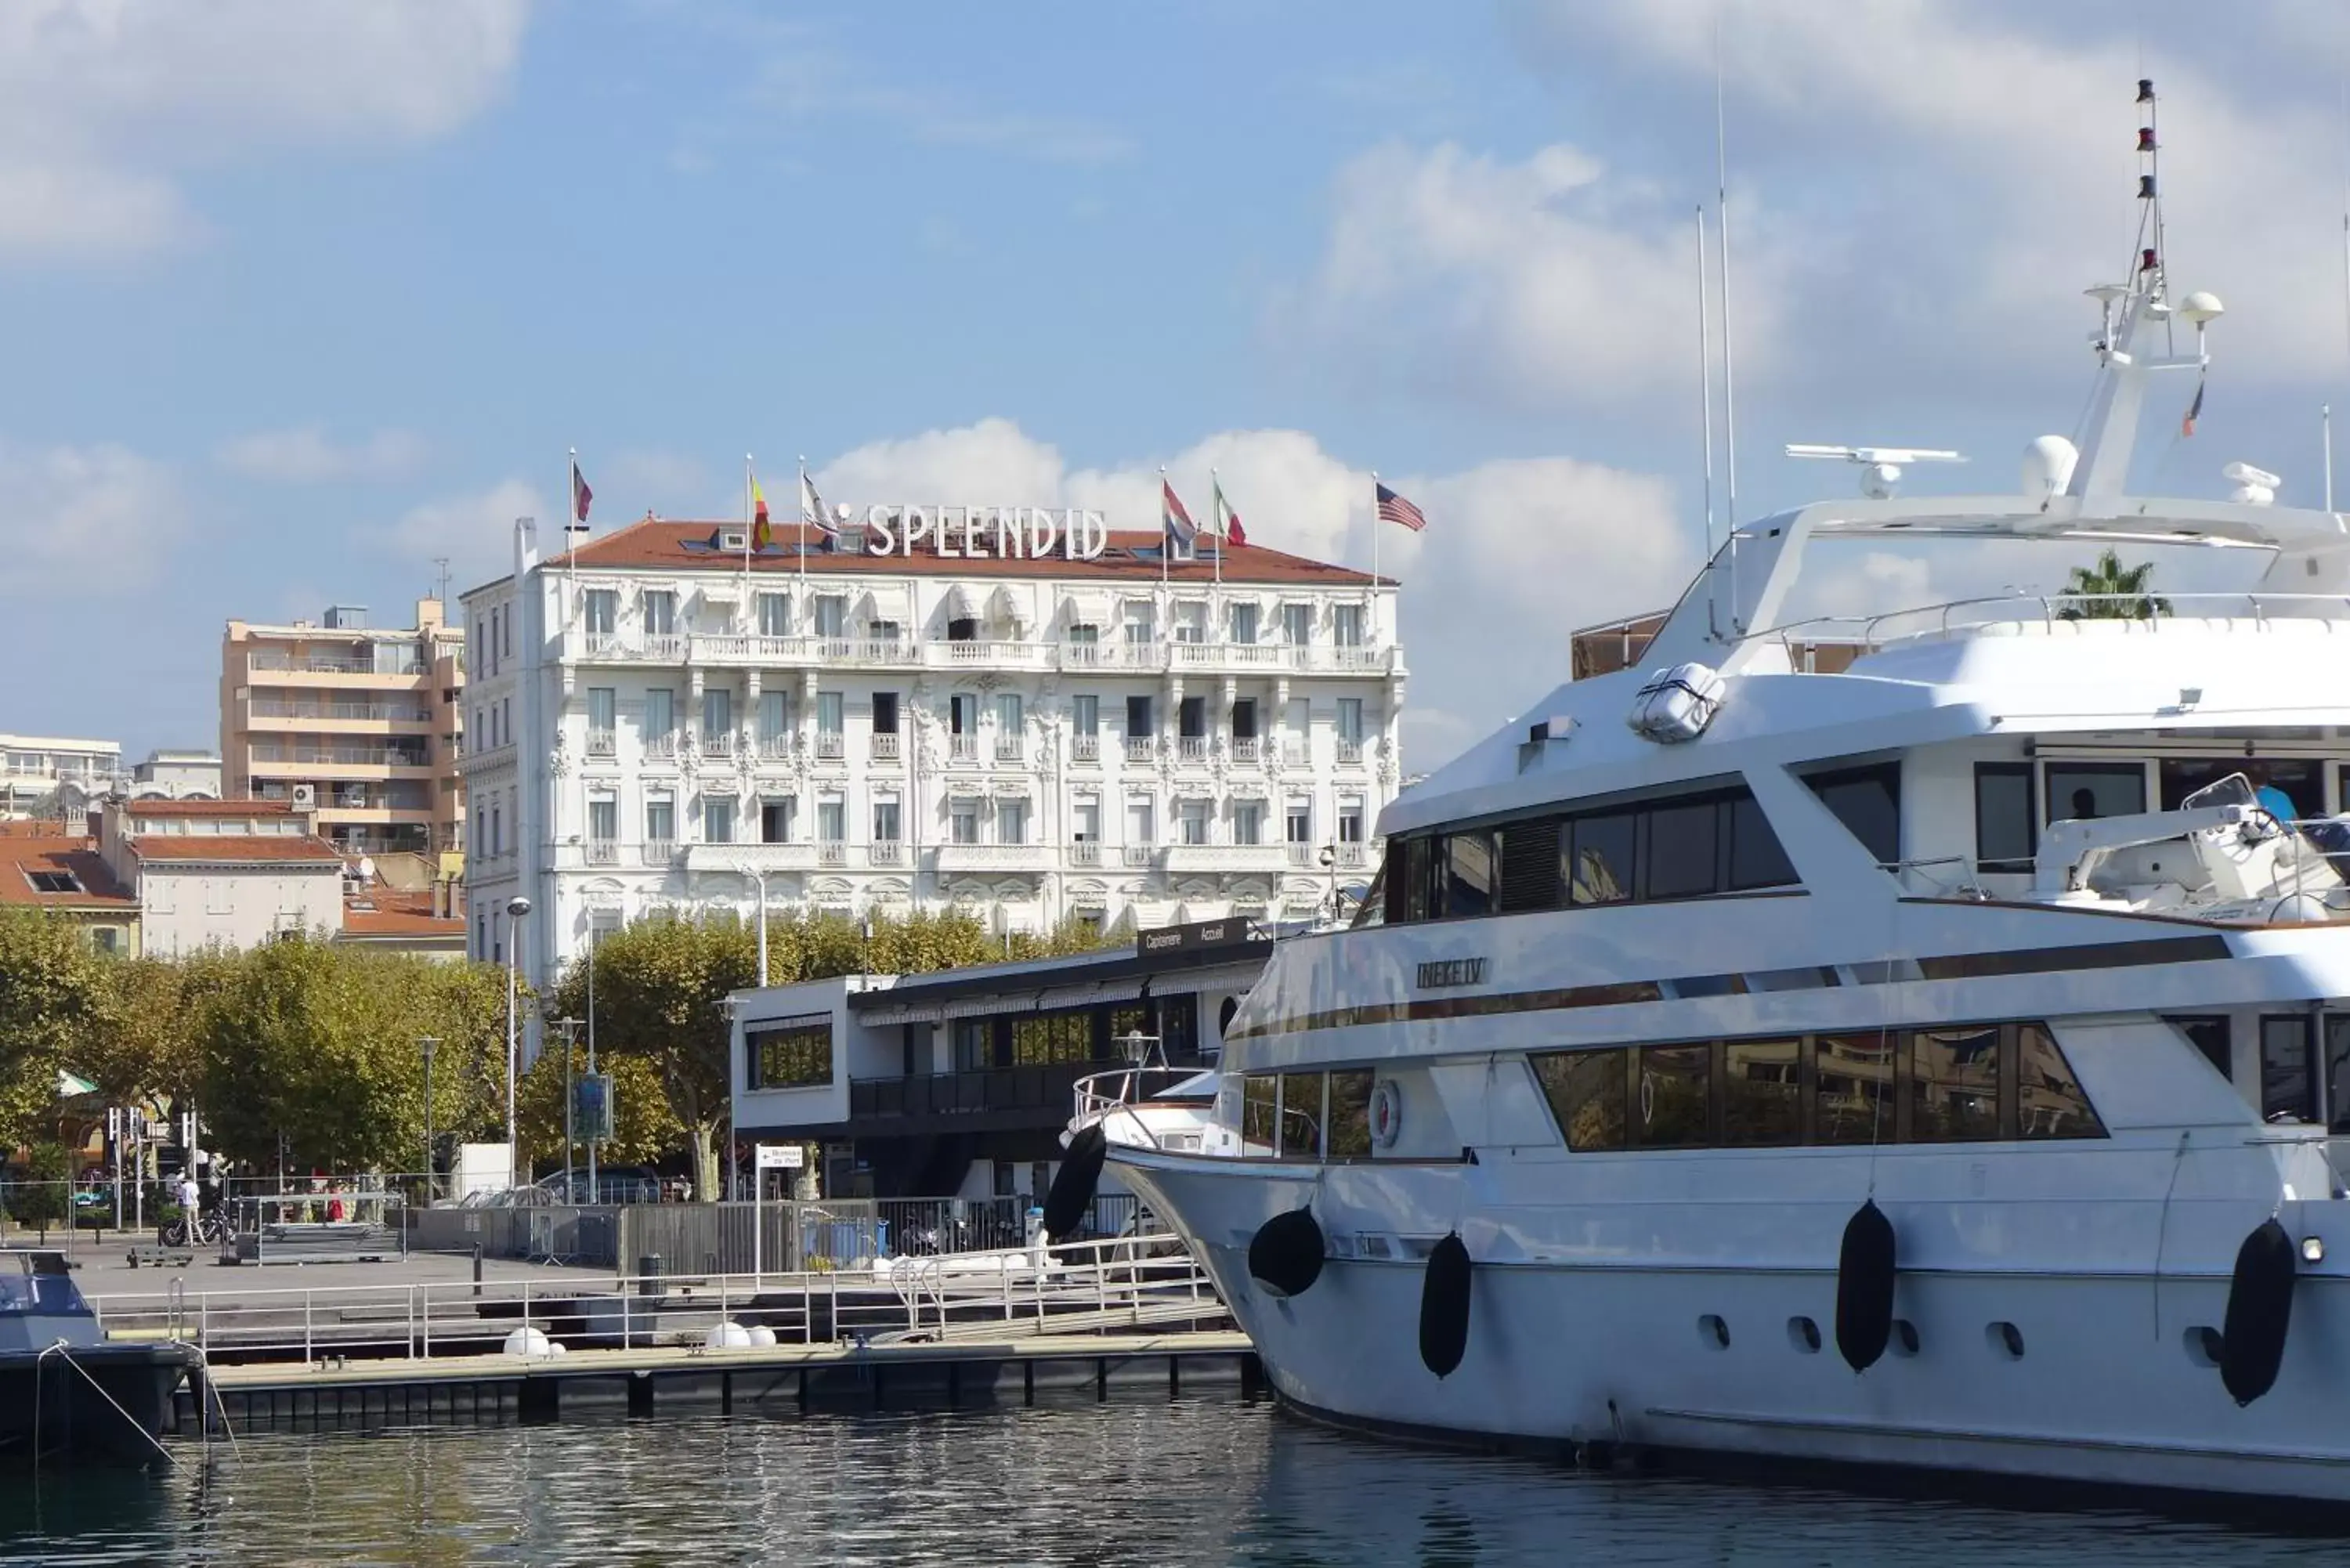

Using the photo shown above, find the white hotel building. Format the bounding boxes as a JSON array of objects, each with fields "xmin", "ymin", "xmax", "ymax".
[{"xmin": 461, "ymin": 509, "xmax": 1404, "ymax": 990}]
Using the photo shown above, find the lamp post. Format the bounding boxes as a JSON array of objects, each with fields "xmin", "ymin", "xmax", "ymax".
[
  {"xmin": 502, "ymin": 894, "xmax": 531, "ymax": 1185},
  {"xmin": 554, "ymin": 1017, "xmax": 581, "ymax": 1201},
  {"xmin": 1318, "ymin": 844, "xmax": 1338, "ymax": 927},
  {"xmin": 585, "ymin": 923, "xmax": 600, "ymax": 1202},
  {"xmin": 718, "ymin": 995, "xmax": 743, "ymax": 1201},
  {"xmin": 418, "ymin": 1035, "xmax": 439, "ymax": 1205}
]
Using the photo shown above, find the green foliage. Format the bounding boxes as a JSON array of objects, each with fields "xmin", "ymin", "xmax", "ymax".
[
  {"xmin": 0, "ymin": 910, "xmax": 104, "ymax": 1146},
  {"xmin": 517, "ymin": 1046, "xmax": 684, "ymax": 1168},
  {"xmin": 2056, "ymin": 548, "xmax": 2168, "ymax": 620},
  {"xmin": 11, "ymin": 1143, "xmax": 70, "ymax": 1235}
]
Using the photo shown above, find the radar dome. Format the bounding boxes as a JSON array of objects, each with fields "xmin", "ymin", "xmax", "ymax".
[{"xmin": 2022, "ymin": 435, "xmax": 2078, "ymax": 502}]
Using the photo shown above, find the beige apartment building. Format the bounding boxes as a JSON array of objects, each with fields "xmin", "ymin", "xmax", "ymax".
[{"xmin": 221, "ymin": 600, "xmax": 466, "ymax": 858}]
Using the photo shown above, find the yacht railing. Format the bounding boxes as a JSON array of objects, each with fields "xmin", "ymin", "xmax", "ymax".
[{"xmin": 1756, "ymin": 591, "xmax": 2350, "ymax": 660}]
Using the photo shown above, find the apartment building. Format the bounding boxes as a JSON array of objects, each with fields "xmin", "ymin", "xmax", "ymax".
[
  {"xmin": 0, "ymin": 735, "xmax": 125, "ymax": 819},
  {"xmin": 462, "ymin": 509, "xmax": 1403, "ymax": 989},
  {"xmin": 220, "ymin": 601, "xmax": 466, "ymax": 858}
]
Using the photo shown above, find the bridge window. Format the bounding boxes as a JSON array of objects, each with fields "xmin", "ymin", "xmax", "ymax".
[
  {"xmin": 1279, "ymin": 1073, "xmax": 1325, "ymax": 1159},
  {"xmin": 1634, "ymin": 1045, "xmax": 1711, "ymax": 1147},
  {"xmin": 1805, "ymin": 762, "xmax": 1901, "ymax": 865},
  {"xmin": 2044, "ymin": 761, "xmax": 2144, "ymax": 824},
  {"xmin": 1973, "ymin": 762, "xmax": 2037, "ymax": 874}
]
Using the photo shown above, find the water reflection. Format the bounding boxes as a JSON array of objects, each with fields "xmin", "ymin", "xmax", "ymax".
[{"xmin": 0, "ymin": 1395, "xmax": 2342, "ymax": 1565}]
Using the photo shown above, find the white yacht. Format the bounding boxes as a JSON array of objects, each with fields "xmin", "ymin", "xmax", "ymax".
[{"xmin": 1102, "ymin": 88, "xmax": 2350, "ymax": 1505}]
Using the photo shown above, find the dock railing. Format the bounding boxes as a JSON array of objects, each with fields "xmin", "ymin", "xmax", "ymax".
[{"xmin": 83, "ymin": 1234, "xmax": 1219, "ymax": 1363}]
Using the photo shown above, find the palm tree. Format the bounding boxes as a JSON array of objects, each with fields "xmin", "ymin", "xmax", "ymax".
[{"xmin": 2055, "ymin": 547, "xmax": 2168, "ymax": 620}]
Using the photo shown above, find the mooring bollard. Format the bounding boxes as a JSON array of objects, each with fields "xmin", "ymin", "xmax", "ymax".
[{"xmin": 472, "ymin": 1243, "xmax": 483, "ymax": 1299}]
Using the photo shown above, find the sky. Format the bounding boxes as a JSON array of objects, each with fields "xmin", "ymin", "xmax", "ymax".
[{"xmin": 9, "ymin": 0, "xmax": 2350, "ymax": 769}]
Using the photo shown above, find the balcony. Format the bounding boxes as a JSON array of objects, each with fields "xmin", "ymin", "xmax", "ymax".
[
  {"xmin": 1286, "ymin": 843, "xmax": 1318, "ymax": 868},
  {"xmin": 1122, "ymin": 846, "xmax": 1158, "ymax": 869},
  {"xmin": 642, "ymin": 840, "xmax": 678, "ymax": 867},
  {"xmin": 1337, "ymin": 740, "xmax": 1365, "ymax": 766},
  {"xmin": 1072, "ymin": 735, "xmax": 1101, "ymax": 763},
  {"xmin": 1231, "ymin": 737, "xmax": 1260, "ymax": 765},
  {"xmin": 949, "ymin": 735, "xmax": 977, "ymax": 763},
  {"xmin": 1123, "ymin": 737, "xmax": 1156, "ymax": 764},
  {"xmin": 1163, "ymin": 843, "xmax": 1289, "ymax": 875},
  {"xmin": 815, "ymin": 733, "xmax": 845, "ymax": 761},
  {"xmin": 759, "ymin": 734, "xmax": 797, "ymax": 760},
  {"xmin": 818, "ymin": 840, "xmax": 848, "ymax": 867},
  {"xmin": 994, "ymin": 737, "xmax": 1024, "ymax": 764},
  {"xmin": 646, "ymin": 732, "xmax": 682, "ymax": 760},
  {"xmin": 1069, "ymin": 841, "xmax": 1103, "ymax": 867},
  {"xmin": 585, "ymin": 840, "xmax": 620, "ymax": 866},
  {"xmin": 932, "ymin": 843, "xmax": 1054, "ymax": 874},
  {"xmin": 703, "ymin": 731, "xmax": 737, "ymax": 758},
  {"xmin": 1334, "ymin": 843, "xmax": 1369, "ymax": 869},
  {"xmin": 586, "ymin": 729, "xmax": 616, "ymax": 757},
  {"xmin": 870, "ymin": 732, "xmax": 901, "ymax": 761},
  {"xmin": 848, "ymin": 1059, "xmax": 1108, "ymax": 1132},
  {"xmin": 869, "ymin": 840, "xmax": 906, "ymax": 866},
  {"xmin": 645, "ymin": 634, "xmax": 685, "ymax": 661},
  {"xmin": 939, "ymin": 638, "xmax": 1050, "ymax": 670},
  {"xmin": 1175, "ymin": 736, "xmax": 1210, "ymax": 764},
  {"xmin": 1282, "ymin": 740, "xmax": 1307, "ymax": 765},
  {"xmin": 683, "ymin": 841, "xmax": 815, "ymax": 873}
]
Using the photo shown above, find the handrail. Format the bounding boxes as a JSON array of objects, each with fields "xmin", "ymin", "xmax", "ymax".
[{"xmin": 1752, "ymin": 591, "xmax": 2350, "ymax": 660}]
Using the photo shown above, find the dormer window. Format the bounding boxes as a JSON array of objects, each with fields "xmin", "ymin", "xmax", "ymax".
[{"xmin": 25, "ymin": 869, "xmax": 81, "ymax": 894}]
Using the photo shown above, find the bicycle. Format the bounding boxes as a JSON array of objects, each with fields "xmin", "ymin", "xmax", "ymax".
[{"xmin": 158, "ymin": 1212, "xmax": 230, "ymax": 1248}]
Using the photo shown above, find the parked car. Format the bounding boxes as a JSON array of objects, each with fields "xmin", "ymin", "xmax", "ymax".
[{"xmin": 530, "ymin": 1167, "xmax": 663, "ymax": 1205}]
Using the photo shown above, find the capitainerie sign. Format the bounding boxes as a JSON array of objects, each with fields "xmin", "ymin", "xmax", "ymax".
[{"xmin": 861, "ymin": 505, "xmax": 1112, "ymax": 562}]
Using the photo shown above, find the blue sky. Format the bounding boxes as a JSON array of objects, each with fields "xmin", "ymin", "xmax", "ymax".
[{"xmin": 6, "ymin": 1, "xmax": 2350, "ymax": 767}]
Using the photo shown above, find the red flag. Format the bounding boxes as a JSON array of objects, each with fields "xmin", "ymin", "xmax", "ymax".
[{"xmin": 571, "ymin": 462, "xmax": 592, "ymax": 524}]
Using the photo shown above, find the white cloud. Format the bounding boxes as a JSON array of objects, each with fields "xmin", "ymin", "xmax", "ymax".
[
  {"xmin": 381, "ymin": 478, "xmax": 544, "ymax": 590},
  {"xmin": 0, "ymin": 0, "xmax": 530, "ymax": 258},
  {"xmin": 813, "ymin": 417, "xmax": 1700, "ymax": 771},
  {"xmin": 215, "ymin": 427, "xmax": 427, "ymax": 484},
  {"xmin": 0, "ymin": 439, "xmax": 176, "ymax": 594}
]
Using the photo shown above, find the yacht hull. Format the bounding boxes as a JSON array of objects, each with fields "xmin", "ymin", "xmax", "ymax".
[
  {"xmin": 0, "ymin": 1343, "xmax": 190, "ymax": 1465},
  {"xmin": 1115, "ymin": 1147, "xmax": 2350, "ymax": 1505}
]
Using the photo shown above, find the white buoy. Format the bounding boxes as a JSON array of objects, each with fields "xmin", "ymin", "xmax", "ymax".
[
  {"xmin": 747, "ymin": 1324, "xmax": 777, "ymax": 1348},
  {"xmin": 503, "ymin": 1325, "xmax": 553, "ymax": 1358},
  {"xmin": 2022, "ymin": 435, "xmax": 2079, "ymax": 502},
  {"xmin": 705, "ymin": 1321, "xmax": 754, "ymax": 1349}
]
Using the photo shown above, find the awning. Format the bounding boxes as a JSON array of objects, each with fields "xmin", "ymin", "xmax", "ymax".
[
  {"xmin": 55, "ymin": 1069, "xmax": 97, "ymax": 1099},
  {"xmin": 988, "ymin": 583, "xmax": 1028, "ymax": 630},
  {"xmin": 941, "ymin": 584, "xmax": 976, "ymax": 620}
]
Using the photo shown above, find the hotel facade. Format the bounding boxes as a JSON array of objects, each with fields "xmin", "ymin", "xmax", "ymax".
[{"xmin": 461, "ymin": 508, "xmax": 1403, "ymax": 990}]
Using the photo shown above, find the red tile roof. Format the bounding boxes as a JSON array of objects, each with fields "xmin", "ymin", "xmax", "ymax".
[
  {"xmin": 340, "ymin": 885, "xmax": 465, "ymax": 940},
  {"xmin": 540, "ymin": 516, "xmax": 1382, "ymax": 588},
  {"xmin": 129, "ymin": 835, "xmax": 343, "ymax": 865},
  {"xmin": 0, "ymin": 836, "xmax": 136, "ymax": 909},
  {"xmin": 123, "ymin": 800, "xmax": 298, "ymax": 819}
]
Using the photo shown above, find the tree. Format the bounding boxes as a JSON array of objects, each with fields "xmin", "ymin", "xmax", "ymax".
[
  {"xmin": 0, "ymin": 910, "xmax": 105, "ymax": 1146},
  {"xmin": 12, "ymin": 1143, "xmax": 71, "ymax": 1241},
  {"xmin": 516, "ymin": 1048, "xmax": 684, "ymax": 1169},
  {"xmin": 2056, "ymin": 548, "xmax": 2168, "ymax": 620},
  {"xmin": 72, "ymin": 954, "xmax": 212, "ymax": 1111}
]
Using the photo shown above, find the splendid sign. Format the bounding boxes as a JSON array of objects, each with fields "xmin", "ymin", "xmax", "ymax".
[{"xmin": 862, "ymin": 505, "xmax": 1110, "ymax": 562}]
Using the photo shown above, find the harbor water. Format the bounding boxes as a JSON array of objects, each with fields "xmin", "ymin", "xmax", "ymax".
[{"xmin": 1, "ymin": 1393, "xmax": 2345, "ymax": 1565}]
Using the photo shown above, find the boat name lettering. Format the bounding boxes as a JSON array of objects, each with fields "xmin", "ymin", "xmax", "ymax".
[
  {"xmin": 862, "ymin": 505, "xmax": 1110, "ymax": 562},
  {"xmin": 1415, "ymin": 958, "xmax": 1488, "ymax": 989}
]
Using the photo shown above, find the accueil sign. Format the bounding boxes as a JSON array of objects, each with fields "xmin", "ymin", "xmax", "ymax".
[{"xmin": 862, "ymin": 505, "xmax": 1110, "ymax": 562}]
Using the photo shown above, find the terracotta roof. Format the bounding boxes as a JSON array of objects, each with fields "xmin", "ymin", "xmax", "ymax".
[
  {"xmin": 122, "ymin": 800, "xmax": 298, "ymax": 818},
  {"xmin": 535, "ymin": 515, "xmax": 1383, "ymax": 588},
  {"xmin": 129, "ymin": 834, "xmax": 343, "ymax": 865},
  {"xmin": 0, "ymin": 836, "xmax": 136, "ymax": 909},
  {"xmin": 340, "ymin": 887, "xmax": 465, "ymax": 941}
]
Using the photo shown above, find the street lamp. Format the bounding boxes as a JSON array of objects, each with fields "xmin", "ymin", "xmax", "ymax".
[
  {"xmin": 554, "ymin": 1017, "xmax": 581, "ymax": 1201},
  {"xmin": 502, "ymin": 894, "xmax": 531, "ymax": 1183},
  {"xmin": 1318, "ymin": 844, "xmax": 1338, "ymax": 927},
  {"xmin": 418, "ymin": 1035, "xmax": 440, "ymax": 1205}
]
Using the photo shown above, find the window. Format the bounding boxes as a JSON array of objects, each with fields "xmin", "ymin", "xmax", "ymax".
[
  {"xmin": 587, "ymin": 797, "xmax": 617, "ymax": 844},
  {"xmin": 1535, "ymin": 1051, "xmax": 1625, "ymax": 1151},
  {"xmin": 703, "ymin": 795, "xmax": 735, "ymax": 844},
  {"xmin": 1126, "ymin": 695, "xmax": 1154, "ymax": 738},
  {"xmin": 643, "ymin": 591, "xmax": 674, "ymax": 635},
  {"xmin": 1336, "ymin": 698, "xmax": 1364, "ymax": 745},
  {"xmin": 1974, "ymin": 761, "xmax": 2037, "ymax": 873},
  {"xmin": 949, "ymin": 694, "xmax": 978, "ymax": 735},
  {"xmin": 1722, "ymin": 1039, "xmax": 1802, "ymax": 1146},
  {"xmin": 1124, "ymin": 605, "xmax": 1153, "ymax": 645},
  {"xmin": 757, "ymin": 593, "xmax": 790, "ymax": 637},
  {"xmin": 1807, "ymin": 762, "xmax": 1902, "ymax": 865},
  {"xmin": 1567, "ymin": 813, "xmax": 1636, "ymax": 905},
  {"xmin": 1178, "ymin": 696, "xmax": 1206, "ymax": 739},
  {"xmin": 1641, "ymin": 798, "xmax": 1719, "ymax": 900},
  {"xmin": 1635, "ymin": 1046, "xmax": 1710, "ymax": 1148},
  {"xmin": 1285, "ymin": 801, "xmax": 1311, "ymax": 845},
  {"xmin": 2169, "ymin": 1015, "xmax": 2232, "ymax": 1080},
  {"xmin": 1725, "ymin": 793, "xmax": 1797, "ymax": 891},
  {"xmin": 997, "ymin": 799, "xmax": 1028, "ymax": 844},
  {"xmin": 1282, "ymin": 603, "xmax": 1312, "ymax": 645},
  {"xmin": 873, "ymin": 692, "xmax": 899, "ymax": 735},
  {"xmin": 746, "ymin": 1020, "xmax": 832, "ymax": 1090},
  {"xmin": 2164, "ymin": 759, "xmax": 2316, "ymax": 816},
  {"xmin": 2262, "ymin": 1014, "xmax": 2316, "ymax": 1123},
  {"xmin": 703, "ymin": 688, "xmax": 732, "ymax": 741},
  {"xmin": 1073, "ymin": 800, "xmax": 1101, "ymax": 842},
  {"xmin": 645, "ymin": 688, "xmax": 674, "ymax": 742},
  {"xmin": 814, "ymin": 595, "xmax": 846, "ymax": 638},
  {"xmin": 1907, "ymin": 1026, "xmax": 2000, "ymax": 1141},
  {"xmin": 870, "ymin": 620, "xmax": 901, "ymax": 646},
  {"xmin": 817, "ymin": 692, "xmax": 844, "ymax": 735},
  {"xmin": 761, "ymin": 689, "xmax": 790, "ymax": 744},
  {"xmin": 24, "ymin": 869, "xmax": 80, "ymax": 894},
  {"xmin": 646, "ymin": 798, "xmax": 674, "ymax": 844},
  {"xmin": 1229, "ymin": 603, "xmax": 1258, "ymax": 645},
  {"xmin": 1231, "ymin": 699, "xmax": 1257, "ymax": 741},
  {"xmin": 996, "ymin": 692, "xmax": 1023, "ymax": 733},
  {"xmin": 584, "ymin": 590, "xmax": 616, "ymax": 636},
  {"xmin": 490, "ymin": 805, "xmax": 502, "ymax": 857},
  {"xmin": 1234, "ymin": 801, "xmax": 1264, "ymax": 846},
  {"xmin": 761, "ymin": 797, "xmax": 796, "ymax": 844},
  {"xmin": 951, "ymin": 801, "xmax": 979, "ymax": 844},
  {"xmin": 1326, "ymin": 1071, "xmax": 1374, "ymax": 1158},
  {"xmin": 1242, "ymin": 1075, "xmax": 1278, "ymax": 1152},
  {"xmin": 2017, "ymin": 1023, "xmax": 2103, "ymax": 1138},
  {"xmin": 817, "ymin": 798, "xmax": 846, "ymax": 843},
  {"xmin": 1178, "ymin": 800, "xmax": 1209, "ymax": 845},
  {"xmin": 1279, "ymin": 1074, "xmax": 1324, "ymax": 1158},
  {"xmin": 874, "ymin": 799, "xmax": 901, "ymax": 844},
  {"xmin": 587, "ymin": 687, "xmax": 616, "ymax": 735},
  {"xmin": 1441, "ymin": 831, "xmax": 1494, "ymax": 916},
  {"xmin": 948, "ymin": 616, "xmax": 978, "ymax": 642},
  {"xmin": 1173, "ymin": 602, "xmax": 1206, "ymax": 644},
  {"xmin": 1338, "ymin": 801, "xmax": 1365, "ymax": 844},
  {"xmin": 1072, "ymin": 695, "xmax": 1099, "ymax": 737},
  {"xmin": 2044, "ymin": 761, "xmax": 2144, "ymax": 825},
  {"xmin": 1813, "ymin": 1032, "xmax": 1896, "ymax": 1143},
  {"xmin": 1128, "ymin": 799, "xmax": 1155, "ymax": 847},
  {"xmin": 1332, "ymin": 603, "xmax": 1364, "ymax": 648}
]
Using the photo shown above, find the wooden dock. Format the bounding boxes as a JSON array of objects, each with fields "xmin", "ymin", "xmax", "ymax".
[{"xmin": 177, "ymin": 1330, "xmax": 1261, "ymax": 1433}]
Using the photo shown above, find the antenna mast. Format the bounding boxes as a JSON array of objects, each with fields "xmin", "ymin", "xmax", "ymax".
[
  {"xmin": 433, "ymin": 556, "xmax": 451, "ymax": 605},
  {"xmin": 1715, "ymin": 31, "xmax": 1740, "ymax": 533},
  {"xmin": 1696, "ymin": 207, "xmax": 1716, "ymax": 556}
]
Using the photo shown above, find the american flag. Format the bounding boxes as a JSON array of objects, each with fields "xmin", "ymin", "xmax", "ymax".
[{"xmin": 1376, "ymin": 482, "xmax": 1426, "ymax": 532}]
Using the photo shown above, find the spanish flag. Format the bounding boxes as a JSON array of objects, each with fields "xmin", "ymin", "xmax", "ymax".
[{"xmin": 751, "ymin": 475, "xmax": 772, "ymax": 551}]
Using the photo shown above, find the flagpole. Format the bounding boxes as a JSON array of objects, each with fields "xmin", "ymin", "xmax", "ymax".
[
  {"xmin": 1211, "ymin": 466, "xmax": 1222, "ymax": 590},
  {"xmin": 1370, "ymin": 470, "xmax": 1381, "ymax": 590},
  {"xmin": 566, "ymin": 446, "xmax": 579, "ymax": 612},
  {"xmin": 744, "ymin": 453, "xmax": 754, "ymax": 602},
  {"xmin": 797, "ymin": 453, "xmax": 809, "ymax": 588},
  {"xmin": 1159, "ymin": 466, "xmax": 1170, "ymax": 588}
]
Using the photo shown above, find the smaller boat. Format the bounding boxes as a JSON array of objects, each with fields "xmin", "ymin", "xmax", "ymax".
[{"xmin": 0, "ymin": 1248, "xmax": 190, "ymax": 1465}]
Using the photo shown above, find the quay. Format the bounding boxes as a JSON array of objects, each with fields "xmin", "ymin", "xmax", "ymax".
[{"xmin": 176, "ymin": 1330, "xmax": 1260, "ymax": 1433}]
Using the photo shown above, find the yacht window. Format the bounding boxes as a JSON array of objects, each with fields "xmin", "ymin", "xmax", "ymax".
[
  {"xmin": 1242, "ymin": 1075, "xmax": 1278, "ymax": 1154},
  {"xmin": 1641, "ymin": 800, "xmax": 1719, "ymax": 900},
  {"xmin": 1397, "ymin": 836, "xmax": 1435, "ymax": 922},
  {"xmin": 1442, "ymin": 831, "xmax": 1495, "ymax": 917},
  {"xmin": 1973, "ymin": 762, "xmax": 2037, "ymax": 874},
  {"xmin": 2017, "ymin": 1023, "xmax": 2104, "ymax": 1139},
  {"xmin": 1327, "ymin": 1071, "xmax": 1376, "ymax": 1158},
  {"xmin": 1279, "ymin": 1073, "xmax": 1325, "ymax": 1159},
  {"xmin": 1721, "ymin": 1039, "xmax": 1802, "ymax": 1146},
  {"xmin": 2167, "ymin": 1015, "xmax": 2232, "ymax": 1081},
  {"xmin": 1567, "ymin": 813, "xmax": 1636, "ymax": 905},
  {"xmin": 1634, "ymin": 1046, "xmax": 1711, "ymax": 1148},
  {"xmin": 1725, "ymin": 793, "xmax": 1798, "ymax": 891},
  {"xmin": 2044, "ymin": 761, "xmax": 2144, "ymax": 824},
  {"xmin": 2261, "ymin": 1014, "xmax": 2317, "ymax": 1124},
  {"xmin": 1496, "ymin": 818, "xmax": 1562, "ymax": 912},
  {"xmin": 2163, "ymin": 758, "xmax": 2316, "ymax": 817},
  {"xmin": 1907, "ymin": 1026, "xmax": 2001, "ymax": 1141},
  {"xmin": 1806, "ymin": 763, "xmax": 1902, "ymax": 865},
  {"xmin": 1813, "ymin": 1032, "xmax": 1896, "ymax": 1144},
  {"xmin": 1533, "ymin": 1050, "xmax": 1626, "ymax": 1151}
]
